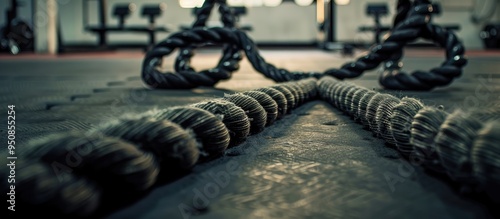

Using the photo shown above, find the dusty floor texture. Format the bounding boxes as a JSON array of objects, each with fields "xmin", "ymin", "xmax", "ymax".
[{"xmin": 1, "ymin": 49, "xmax": 499, "ymax": 219}]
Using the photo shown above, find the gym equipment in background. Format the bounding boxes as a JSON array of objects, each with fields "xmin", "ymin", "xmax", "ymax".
[
  {"xmin": 320, "ymin": 0, "xmax": 354, "ymax": 56},
  {"xmin": 180, "ymin": 6, "xmax": 252, "ymax": 31},
  {"xmin": 141, "ymin": 4, "xmax": 168, "ymax": 49},
  {"xmin": 0, "ymin": 0, "xmax": 34, "ymax": 55},
  {"xmin": 112, "ymin": 3, "xmax": 135, "ymax": 29},
  {"xmin": 358, "ymin": 3, "xmax": 390, "ymax": 45},
  {"xmin": 358, "ymin": 1, "xmax": 460, "ymax": 46},
  {"xmin": 481, "ymin": 24, "xmax": 500, "ymax": 49},
  {"xmin": 83, "ymin": 0, "xmax": 169, "ymax": 50},
  {"xmin": 472, "ymin": 0, "xmax": 500, "ymax": 49},
  {"xmin": 471, "ymin": 0, "xmax": 498, "ymax": 24}
]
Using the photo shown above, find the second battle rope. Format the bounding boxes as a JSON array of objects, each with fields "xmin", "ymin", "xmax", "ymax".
[
  {"xmin": 317, "ymin": 76, "xmax": 500, "ymax": 204},
  {"xmin": 142, "ymin": 0, "xmax": 467, "ymax": 91}
]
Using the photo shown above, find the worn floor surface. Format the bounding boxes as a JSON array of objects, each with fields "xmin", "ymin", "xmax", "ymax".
[{"xmin": 1, "ymin": 49, "xmax": 499, "ymax": 219}]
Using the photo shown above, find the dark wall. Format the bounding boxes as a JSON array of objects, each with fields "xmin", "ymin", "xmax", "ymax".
[{"xmin": 0, "ymin": 0, "xmax": 34, "ymax": 28}]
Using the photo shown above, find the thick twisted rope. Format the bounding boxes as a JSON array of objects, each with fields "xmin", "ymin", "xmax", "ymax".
[
  {"xmin": 142, "ymin": 0, "xmax": 466, "ymax": 90},
  {"xmin": 174, "ymin": 0, "xmax": 242, "ymax": 87},
  {"xmin": 379, "ymin": 0, "xmax": 468, "ymax": 90},
  {"xmin": 317, "ymin": 76, "xmax": 500, "ymax": 204},
  {"xmin": 2, "ymin": 78, "xmax": 317, "ymax": 217}
]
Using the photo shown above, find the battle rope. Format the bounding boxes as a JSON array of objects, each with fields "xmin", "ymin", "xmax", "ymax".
[
  {"xmin": 3, "ymin": 79, "xmax": 317, "ymax": 217},
  {"xmin": 142, "ymin": 0, "xmax": 467, "ymax": 91},
  {"xmin": 175, "ymin": 0, "xmax": 242, "ymax": 80},
  {"xmin": 317, "ymin": 76, "xmax": 500, "ymax": 204},
  {"xmin": 4, "ymin": 78, "xmax": 499, "ymax": 216}
]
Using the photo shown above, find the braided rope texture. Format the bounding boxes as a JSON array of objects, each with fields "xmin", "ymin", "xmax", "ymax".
[
  {"xmin": 317, "ymin": 76, "xmax": 500, "ymax": 204},
  {"xmin": 1, "ymin": 79, "xmax": 317, "ymax": 217},
  {"xmin": 142, "ymin": 0, "xmax": 467, "ymax": 90},
  {"xmin": 174, "ymin": 0, "xmax": 243, "ymax": 86}
]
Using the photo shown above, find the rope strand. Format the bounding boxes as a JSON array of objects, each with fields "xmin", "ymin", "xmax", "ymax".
[
  {"xmin": 142, "ymin": 0, "xmax": 466, "ymax": 91},
  {"xmin": 317, "ymin": 76, "xmax": 500, "ymax": 203},
  {"xmin": 4, "ymin": 79, "xmax": 318, "ymax": 216}
]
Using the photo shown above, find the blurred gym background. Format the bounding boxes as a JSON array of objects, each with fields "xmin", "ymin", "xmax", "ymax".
[
  {"xmin": 2, "ymin": 1, "xmax": 500, "ymax": 218},
  {"xmin": 1, "ymin": 0, "xmax": 499, "ymax": 55}
]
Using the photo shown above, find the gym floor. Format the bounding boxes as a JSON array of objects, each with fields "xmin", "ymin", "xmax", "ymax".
[{"xmin": 1, "ymin": 48, "xmax": 499, "ymax": 218}]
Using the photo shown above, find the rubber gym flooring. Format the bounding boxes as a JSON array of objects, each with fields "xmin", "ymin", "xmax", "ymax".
[{"xmin": 1, "ymin": 49, "xmax": 499, "ymax": 218}]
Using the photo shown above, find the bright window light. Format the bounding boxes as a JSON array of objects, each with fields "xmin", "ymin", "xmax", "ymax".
[
  {"xmin": 228, "ymin": 0, "xmax": 245, "ymax": 6},
  {"xmin": 179, "ymin": 0, "xmax": 204, "ymax": 8},
  {"xmin": 294, "ymin": 0, "xmax": 314, "ymax": 7},
  {"xmin": 263, "ymin": 0, "xmax": 282, "ymax": 7},
  {"xmin": 244, "ymin": 0, "xmax": 263, "ymax": 7},
  {"xmin": 335, "ymin": 0, "xmax": 350, "ymax": 5}
]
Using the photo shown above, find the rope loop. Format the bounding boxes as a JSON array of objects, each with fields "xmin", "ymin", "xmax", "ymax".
[{"xmin": 142, "ymin": 0, "xmax": 467, "ymax": 90}]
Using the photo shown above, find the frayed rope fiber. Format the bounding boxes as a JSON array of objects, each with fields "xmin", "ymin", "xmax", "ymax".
[
  {"xmin": 1, "ymin": 78, "xmax": 317, "ymax": 217},
  {"xmin": 317, "ymin": 76, "xmax": 500, "ymax": 204}
]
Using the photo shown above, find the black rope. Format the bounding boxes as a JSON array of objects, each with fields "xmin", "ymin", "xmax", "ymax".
[
  {"xmin": 174, "ymin": 0, "xmax": 242, "ymax": 87},
  {"xmin": 7, "ymin": 79, "xmax": 318, "ymax": 217},
  {"xmin": 142, "ymin": 0, "xmax": 467, "ymax": 91},
  {"xmin": 379, "ymin": 0, "xmax": 468, "ymax": 90}
]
